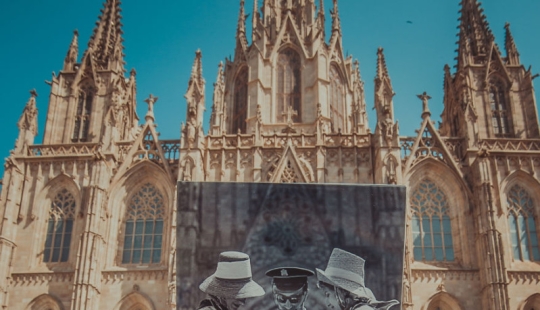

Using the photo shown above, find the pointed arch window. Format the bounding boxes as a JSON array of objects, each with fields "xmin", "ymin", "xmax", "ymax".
[
  {"xmin": 410, "ymin": 179, "xmax": 455, "ymax": 262},
  {"xmin": 330, "ymin": 65, "xmax": 346, "ymax": 132},
  {"xmin": 43, "ymin": 189, "xmax": 76, "ymax": 263},
  {"xmin": 73, "ymin": 90, "xmax": 93, "ymax": 142},
  {"xmin": 122, "ymin": 183, "xmax": 165, "ymax": 264},
  {"xmin": 507, "ymin": 185, "xmax": 540, "ymax": 261},
  {"xmin": 277, "ymin": 49, "xmax": 301, "ymax": 122},
  {"xmin": 232, "ymin": 67, "xmax": 248, "ymax": 134},
  {"xmin": 489, "ymin": 80, "xmax": 511, "ymax": 137}
]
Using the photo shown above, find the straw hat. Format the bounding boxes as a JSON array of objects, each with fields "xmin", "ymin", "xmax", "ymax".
[
  {"xmin": 316, "ymin": 248, "xmax": 399, "ymax": 309},
  {"xmin": 199, "ymin": 251, "xmax": 265, "ymax": 299},
  {"xmin": 316, "ymin": 248, "xmax": 367, "ymax": 296}
]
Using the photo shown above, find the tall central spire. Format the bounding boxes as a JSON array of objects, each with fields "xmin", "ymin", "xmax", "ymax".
[
  {"xmin": 88, "ymin": 0, "xmax": 125, "ymax": 71},
  {"xmin": 457, "ymin": 0, "xmax": 494, "ymax": 68}
]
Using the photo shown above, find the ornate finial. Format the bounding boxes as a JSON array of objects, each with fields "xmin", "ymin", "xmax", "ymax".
[
  {"xmin": 417, "ymin": 92, "xmax": 432, "ymax": 119},
  {"xmin": 17, "ymin": 89, "xmax": 39, "ymax": 137},
  {"xmin": 130, "ymin": 68, "xmax": 137, "ymax": 77},
  {"xmin": 63, "ymin": 29, "xmax": 79, "ymax": 71},
  {"xmin": 331, "ymin": 0, "xmax": 340, "ymax": 32},
  {"xmin": 30, "ymin": 89, "xmax": 38, "ymax": 99},
  {"xmin": 144, "ymin": 94, "xmax": 158, "ymax": 123}
]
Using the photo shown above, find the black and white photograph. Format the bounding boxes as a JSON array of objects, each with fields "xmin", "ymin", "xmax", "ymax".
[{"xmin": 177, "ymin": 182, "xmax": 406, "ymax": 309}]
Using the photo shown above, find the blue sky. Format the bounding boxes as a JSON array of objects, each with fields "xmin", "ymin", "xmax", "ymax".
[{"xmin": 0, "ymin": 0, "xmax": 539, "ymax": 178}]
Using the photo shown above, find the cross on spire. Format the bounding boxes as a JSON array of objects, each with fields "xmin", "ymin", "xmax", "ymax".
[
  {"xmin": 144, "ymin": 94, "xmax": 158, "ymax": 123},
  {"xmin": 417, "ymin": 92, "xmax": 432, "ymax": 119}
]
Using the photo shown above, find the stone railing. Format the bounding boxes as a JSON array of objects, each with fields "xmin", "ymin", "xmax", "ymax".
[
  {"xmin": 208, "ymin": 133, "xmax": 370, "ymax": 149},
  {"xmin": 117, "ymin": 140, "xmax": 181, "ymax": 163},
  {"xmin": 160, "ymin": 139, "xmax": 181, "ymax": 161},
  {"xmin": 28, "ymin": 143, "xmax": 98, "ymax": 156},
  {"xmin": 28, "ymin": 143, "xmax": 98, "ymax": 157},
  {"xmin": 400, "ymin": 137, "xmax": 415, "ymax": 160},
  {"xmin": 478, "ymin": 138, "xmax": 540, "ymax": 152}
]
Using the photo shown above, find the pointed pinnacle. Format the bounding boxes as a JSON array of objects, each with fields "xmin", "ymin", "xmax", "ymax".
[
  {"xmin": 504, "ymin": 22, "xmax": 520, "ymax": 64},
  {"xmin": 331, "ymin": 0, "xmax": 341, "ymax": 31},
  {"xmin": 191, "ymin": 49, "xmax": 204, "ymax": 83},
  {"xmin": 88, "ymin": 0, "xmax": 124, "ymax": 67},
  {"xmin": 376, "ymin": 47, "xmax": 390, "ymax": 80}
]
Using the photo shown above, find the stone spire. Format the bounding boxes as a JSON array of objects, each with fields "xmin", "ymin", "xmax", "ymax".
[
  {"xmin": 375, "ymin": 47, "xmax": 390, "ymax": 84},
  {"xmin": 374, "ymin": 48, "xmax": 397, "ymax": 147},
  {"xmin": 14, "ymin": 90, "xmax": 38, "ymax": 154},
  {"xmin": 63, "ymin": 30, "xmax": 79, "ymax": 71},
  {"xmin": 504, "ymin": 22, "xmax": 520, "ymax": 65},
  {"xmin": 457, "ymin": 0, "xmax": 494, "ymax": 68},
  {"xmin": 236, "ymin": 0, "xmax": 249, "ymax": 57},
  {"xmin": 331, "ymin": 0, "xmax": 341, "ymax": 33},
  {"xmin": 252, "ymin": 0, "xmax": 259, "ymax": 40},
  {"xmin": 185, "ymin": 50, "xmax": 206, "ymax": 128},
  {"xmin": 374, "ymin": 48, "xmax": 394, "ymax": 116},
  {"xmin": 210, "ymin": 62, "xmax": 225, "ymax": 134},
  {"xmin": 317, "ymin": 0, "xmax": 325, "ymax": 38},
  {"xmin": 87, "ymin": 0, "xmax": 125, "ymax": 72}
]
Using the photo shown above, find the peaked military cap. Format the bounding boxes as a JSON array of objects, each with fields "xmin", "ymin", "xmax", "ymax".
[{"xmin": 266, "ymin": 267, "xmax": 314, "ymax": 291}]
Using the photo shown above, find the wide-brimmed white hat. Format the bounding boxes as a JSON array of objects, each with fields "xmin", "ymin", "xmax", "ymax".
[{"xmin": 199, "ymin": 251, "xmax": 265, "ymax": 299}]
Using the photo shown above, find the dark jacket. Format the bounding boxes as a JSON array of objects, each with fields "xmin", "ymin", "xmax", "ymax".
[{"xmin": 198, "ymin": 298, "xmax": 227, "ymax": 310}]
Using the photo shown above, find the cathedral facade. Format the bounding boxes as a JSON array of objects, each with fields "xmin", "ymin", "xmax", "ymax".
[{"xmin": 1, "ymin": 0, "xmax": 539, "ymax": 309}]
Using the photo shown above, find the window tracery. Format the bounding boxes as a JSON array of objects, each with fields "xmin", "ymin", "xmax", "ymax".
[
  {"xmin": 410, "ymin": 179, "xmax": 454, "ymax": 262},
  {"xmin": 73, "ymin": 90, "xmax": 93, "ymax": 142},
  {"xmin": 122, "ymin": 183, "xmax": 165, "ymax": 264},
  {"xmin": 43, "ymin": 189, "xmax": 76, "ymax": 263},
  {"xmin": 232, "ymin": 67, "xmax": 248, "ymax": 134},
  {"xmin": 330, "ymin": 65, "xmax": 346, "ymax": 132},
  {"xmin": 277, "ymin": 49, "xmax": 301, "ymax": 122},
  {"xmin": 280, "ymin": 161, "xmax": 298, "ymax": 183},
  {"xmin": 507, "ymin": 184, "xmax": 540, "ymax": 261},
  {"xmin": 489, "ymin": 80, "xmax": 511, "ymax": 137}
]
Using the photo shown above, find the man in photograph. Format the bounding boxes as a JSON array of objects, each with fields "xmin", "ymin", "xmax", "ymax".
[
  {"xmin": 266, "ymin": 267, "xmax": 315, "ymax": 310},
  {"xmin": 198, "ymin": 251, "xmax": 265, "ymax": 310}
]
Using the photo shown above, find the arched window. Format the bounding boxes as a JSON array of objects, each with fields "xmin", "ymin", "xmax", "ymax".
[
  {"xmin": 73, "ymin": 90, "xmax": 93, "ymax": 142},
  {"xmin": 489, "ymin": 80, "xmax": 511, "ymax": 137},
  {"xmin": 43, "ymin": 189, "xmax": 76, "ymax": 263},
  {"xmin": 410, "ymin": 179, "xmax": 455, "ymax": 262},
  {"xmin": 330, "ymin": 65, "xmax": 345, "ymax": 132},
  {"xmin": 507, "ymin": 185, "xmax": 540, "ymax": 261},
  {"xmin": 122, "ymin": 183, "xmax": 165, "ymax": 264},
  {"xmin": 277, "ymin": 49, "xmax": 301, "ymax": 122},
  {"xmin": 232, "ymin": 67, "xmax": 248, "ymax": 134}
]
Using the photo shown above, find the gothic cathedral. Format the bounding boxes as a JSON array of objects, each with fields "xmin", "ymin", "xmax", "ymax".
[{"xmin": 1, "ymin": 0, "xmax": 539, "ymax": 309}]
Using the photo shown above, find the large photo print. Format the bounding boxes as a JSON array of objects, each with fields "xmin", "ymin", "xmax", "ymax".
[{"xmin": 177, "ymin": 182, "xmax": 406, "ymax": 309}]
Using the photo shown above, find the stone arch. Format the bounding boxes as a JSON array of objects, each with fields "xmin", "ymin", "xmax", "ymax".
[
  {"xmin": 275, "ymin": 47, "xmax": 302, "ymax": 123},
  {"xmin": 500, "ymin": 170, "xmax": 540, "ymax": 262},
  {"xmin": 521, "ymin": 293, "xmax": 540, "ymax": 310},
  {"xmin": 231, "ymin": 65, "xmax": 249, "ymax": 134},
  {"xmin": 25, "ymin": 294, "xmax": 64, "ymax": 310},
  {"xmin": 424, "ymin": 291, "xmax": 463, "ymax": 310},
  {"xmin": 405, "ymin": 159, "xmax": 472, "ymax": 265},
  {"xmin": 34, "ymin": 174, "xmax": 82, "ymax": 266},
  {"xmin": 329, "ymin": 63, "xmax": 347, "ymax": 132},
  {"xmin": 113, "ymin": 292, "xmax": 155, "ymax": 310},
  {"xmin": 106, "ymin": 161, "xmax": 175, "ymax": 268}
]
